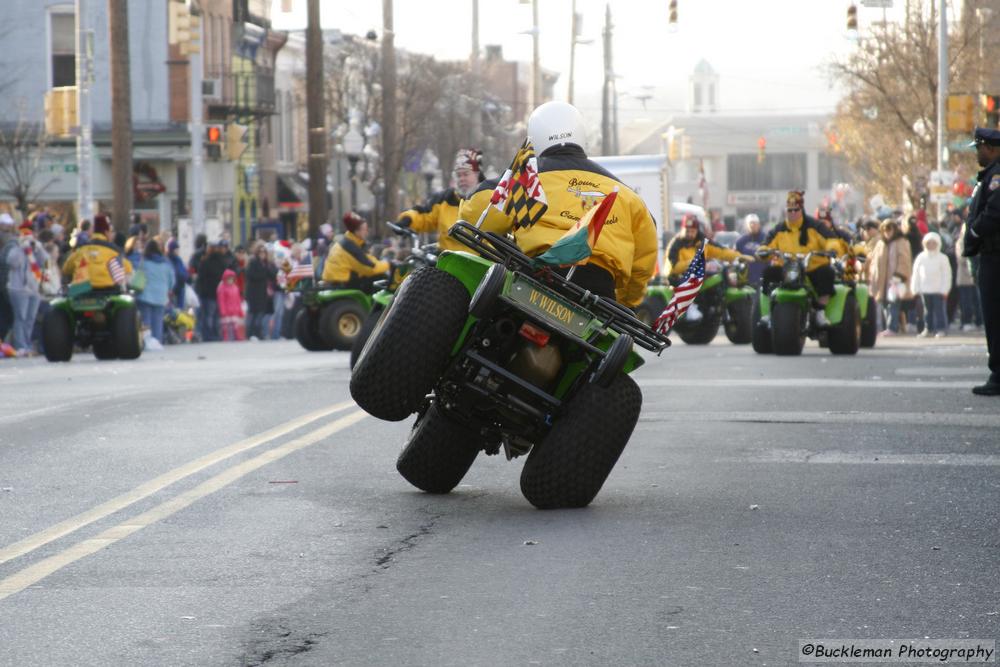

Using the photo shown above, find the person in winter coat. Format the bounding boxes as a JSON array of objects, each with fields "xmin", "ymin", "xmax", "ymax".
[
  {"xmin": 910, "ymin": 231, "xmax": 953, "ymax": 337},
  {"xmin": 322, "ymin": 213, "xmax": 391, "ymax": 292},
  {"xmin": 5, "ymin": 223, "xmax": 48, "ymax": 355},
  {"xmin": 195, "ymin": 242, "xmax": 229, "ymax": 341},
  {"xmin": 245, "ymin": 243, "xmax": 277, "ymax": 340},
  {"xmin": 868, "ymin": 219, "xmax": 912, "ymax": 335},
  {"xmin": 0, "ymin": 213, "xmax": 18, "ymax": 341},
  {"xmin": 216, "ymin": 268, "xmax": 244, "ymax": 341},
  {"xmin": 735, "ymin": 213, "xmax": 767, "ymax": 286},
  {"xmin": 135, "ymin": 239, "xmax": 175, "ymax": 347},
  {"xmin": 954, "ymin": 223, "xmax": 983, "ymax": 330},
  {"xmin": 166, "ymin": 239, "xmax": 189, "ymax": 309}
]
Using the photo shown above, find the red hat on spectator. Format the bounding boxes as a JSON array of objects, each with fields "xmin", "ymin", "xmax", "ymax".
[
  {"xmin": 343, "ymin": 212, "xmax": 365, "ymax": 233},
  {"xmin": 18, "ymin": 221, "xmax": 34, "ymax": 235},
  {"xmin": 682, "ymin": 215, "xmax": 700, "ymax": 230},
  {"xmin": 93, "ymin": 214, "xmax": 111, "ymax": 235}
]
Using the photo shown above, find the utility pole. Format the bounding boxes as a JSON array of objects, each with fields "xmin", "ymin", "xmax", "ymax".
[
  {"xmin": 381, "ymin": 0, "xmax": 399, "ymax": 233},
  {"xmin": 601, "ymin": 4, "xmax": 612, "ymax": 155},
  {"xmin": 531, "ymin": 0, "xmax": 540, "ymax": 109},
  {"xmin": 936, "ymin": 0, "xmax": 948, "ymax": 218},
  {"xmin": 305, "ymin": 0, "xmax": 327, "ymax": 240},
  {"xmin": 568, "ymin": 0, "xmax": 578, "ymax": 106},
  {"xmin": 108, "ymin": 0, "xmax": 133, "ymax": 232},
  {"xmin": 470, "ymin": 0, "xmax": 482, "ymax": 140},
  {"xmin": 190, "ymin": 6, "xmax": 204, "ymax": 237},
  {"xmin": 75, "ymin": 0, "xmax": 94, "ymax": 224}
]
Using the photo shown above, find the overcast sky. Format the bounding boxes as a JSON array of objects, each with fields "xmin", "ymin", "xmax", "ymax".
[{"xmin": 271, "ymin": 0, "xmax": 914, "ymax": 121}]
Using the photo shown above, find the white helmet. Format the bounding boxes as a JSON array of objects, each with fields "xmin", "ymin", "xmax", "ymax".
[
  {"xmin": 527, "ymin": 101, "xmax": 587, "ymax": 155},
  {"xmin": 744, "ymin": 213, "xmax": 760, "ymax": 227}
]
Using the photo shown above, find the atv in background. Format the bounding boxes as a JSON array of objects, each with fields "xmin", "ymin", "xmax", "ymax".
[
  {"xmin": 43, "ymin": 284, "xmax": 143, "ymax": 362},
  {"xmin": 291, "ymin": 277, "xmax": 372, "ymax": 352}
]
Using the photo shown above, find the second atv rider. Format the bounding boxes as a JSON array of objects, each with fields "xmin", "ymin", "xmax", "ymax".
[
  {"xmin": 459, "ymin": 101, "xmax": 658, "ymax": 309},
  {"xmin": 396, "ymin": 148, "xmax": 486, "ymax": 252}
]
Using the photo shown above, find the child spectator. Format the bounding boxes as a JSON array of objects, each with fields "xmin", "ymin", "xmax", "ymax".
[
  {"xmin": 216, "ymin": 268, "xmax": 244, "ymax": 341},
  {"xmin": 910, "ymin": 231, "xmax": 953, "ymax": 338}
]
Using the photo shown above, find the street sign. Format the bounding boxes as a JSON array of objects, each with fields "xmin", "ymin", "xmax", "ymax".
[
  {"xmin": 861, "ymin": 0, "xmax": 893, "ymax": 7},
  {"xmin": 928, "ymin": 170, "xmax": 955, "ymax": 205}
]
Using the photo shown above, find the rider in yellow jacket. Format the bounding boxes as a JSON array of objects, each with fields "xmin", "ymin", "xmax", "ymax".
[
  {"xmin": 61, "ymin": 215, "xmax": 133, "ymax": 288},
  {"xmin": 457, "ymin": 102, "xmax": 658, "ymax": 309},
  {"xmin": 759, "ymin": 190, "xmax": 842, "ymax": 325},
  {"xmin": 321, "ymin": 213, "xmax": 390, "ymax": 291},
  {"xmin": 397, "ymin": 148, "xmax": 484, "ymax": 252},
  {"xmin": 665, "ymin": 216, "xmax": 750, "ymax": 278}
]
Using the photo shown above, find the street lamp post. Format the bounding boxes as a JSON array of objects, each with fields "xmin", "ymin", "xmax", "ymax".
[{"xmin": 343, "ymin": 128, "xmax": 364, "ymax": 212}]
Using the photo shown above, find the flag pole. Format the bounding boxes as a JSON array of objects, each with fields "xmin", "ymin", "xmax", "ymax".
[{"xmin": 474, "ymin": 205, "xmax": 490, "ymax": 229}]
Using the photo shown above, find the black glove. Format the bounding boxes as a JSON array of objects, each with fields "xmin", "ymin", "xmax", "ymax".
[{"xmin": 397, "ymin": 215, "xmax": 413, "ymax": 229}]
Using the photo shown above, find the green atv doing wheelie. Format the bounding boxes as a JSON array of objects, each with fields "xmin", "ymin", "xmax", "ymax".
[
  {"xmin": 43, "ymin": 285, "xmax": 143, "ymax": 362},
  {"xmin": 291, "ymin": 277, "xmax": 372, "ymax": 352},
  {"xmin": 636, "ymin": 259, "xmax": 754, "ymax": 345},
  {"xmin": 751, "ymin": 248, "xmax": 866, "ymax": 356},
  {"xmin": 349, "ymin": 222, "xmax": 439, "ymax": 369},
  {"xmin": 350, "ymin": 220, "xmax": 671, "ymax": 509}
]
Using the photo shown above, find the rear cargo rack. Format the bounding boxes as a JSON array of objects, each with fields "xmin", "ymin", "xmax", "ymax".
[{"xmin": 449, "ymin": 220, "xmax": 670, "ymax": 354}]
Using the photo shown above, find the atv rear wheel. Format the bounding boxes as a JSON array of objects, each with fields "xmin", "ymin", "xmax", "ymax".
[
  {"xmin": 828, "ymin": 293, "xmax": 861, "ymax": 355},
  {"xmin": 114, "ymin": 305, "xmax": 143, "ymax": 359},
  {"xmin": 42, "ymin": 308, "xmax": 73, "ymax": 362},
  {"xmin": 771, "ymin": 301, "xmax": 805, "ymax": 356},
  {"xmin": 860, "ymin": 295, "xmax": 878, "ymax": 348},
  {"xmin": 751, "ymin": 292, "xmax": 773, "ymax": 354},
  {"xmin": 350, "ymin": 267, "xmax": 470, "ymax": 421},
  {"xmin": 294, "ymin": 309, "xmax": 329, "ymax": 351},
  {"xmin": 319, "ymin": 300, "xmax": 368, "ymax": 350},
  {"xmin": 520, "ymin": 373, "xmax": 642, "ymax": 509},
  {"xmin": 723, "ymin": 297, "xmax": 753, "ymax": 344},
  {"xmin": 396, "ymin": 402, "xmax": 482, "ymax": 494}
]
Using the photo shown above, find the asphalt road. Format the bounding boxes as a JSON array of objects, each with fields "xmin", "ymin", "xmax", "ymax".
[{"xmin": 1, "ymin": 334, "xmax": 997, "ymax": 666}]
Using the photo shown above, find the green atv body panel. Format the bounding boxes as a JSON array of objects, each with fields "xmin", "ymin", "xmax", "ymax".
[
  {"xmin": 725, "ymin": 284, "xmax": 755, "ymax": 305},
  {"xmin": 304, "ymin": 287, "xmax": 372, "ymax": 312},
  {"xmin": 51, "ymin": 292, "xmax": 136, "ymax": 327},
  {"xmin": 854, "ymin": 282, "xmax": 871, "ymax": 319},
  {"xmin": 822, "ymin": 283, "xmax": 852, "ymax": 326}
]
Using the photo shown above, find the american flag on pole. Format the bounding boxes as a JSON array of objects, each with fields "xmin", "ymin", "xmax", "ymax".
[
  {"xmin": 489, "ymin": 139, "xmax": 547, "ymax": 229},
  {"xmin": 108, "ymin": 256, "xmax": 127, "ymax": 286},
  {"xmin": 654, "ymin": 242, "xmax": 706, "ymax": 334}
]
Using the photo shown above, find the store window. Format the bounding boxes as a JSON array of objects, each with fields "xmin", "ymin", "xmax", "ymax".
[{"xmin": 50, "ymin": 10, "xmax": 76, "ymax": 88}]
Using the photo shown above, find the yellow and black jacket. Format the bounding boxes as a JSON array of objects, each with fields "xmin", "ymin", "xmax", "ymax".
[
  {"xmin": 761, "ymin": 214, "xmax": 842, "ymax": 271},
  {"xmin": 397, "ymin": 188, "xmax": 468, "ymax": 252},
  {"xmin": 321, "ymin": 231, "xmax": 390, "ymax": 284},
  {"xmin": 665, "ymin": 234, "xmax": 742, "ymax": 277},
  {"xmin": 61, "ymin": 233, "xmax": 133, "ymax": 288},
  {"xmin": 458, "ymin": 146, "xmax": 658, "ymax": 308}
]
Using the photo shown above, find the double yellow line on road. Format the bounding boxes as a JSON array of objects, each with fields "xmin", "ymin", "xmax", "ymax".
[{"xmin": 0, "ymin": 402, "xmax": 367, "ymax": 601}]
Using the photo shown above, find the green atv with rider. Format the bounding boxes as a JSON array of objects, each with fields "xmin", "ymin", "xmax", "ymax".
[
  {"xmin": 751, "ymin": 248, "xmax": 870, "ymax": 356},
  {"xmin": 350, "ymin": 220, "xmax": 671, "ymax": 509},
  {"xmin": 291, "ymin": 278, "xmax": 373, "ymax": 352},
  {"xmin": 42, "ymin": 284, "xmax": 143, "ymax": 362},
  {"xmin": 636, "ymin": 258, "xmax": 755, "ymax": 345},
  {"xmin": 349, "ymin": 222, "xmax": 439, "ymax": 369}
]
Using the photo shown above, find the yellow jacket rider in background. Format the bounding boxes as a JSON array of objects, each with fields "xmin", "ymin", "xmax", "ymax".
[
  {"xmin": 61, "ymin": 214, "xmax": 133, "ymax": 288},
  {"xmin": 397, "ymin": 148, "xmax": 484, "ymax": 252},
  {"xmin": 322, "ymin": 212, "xmax": 390, "ymax": 292},
  {"xmin": 665, "ymin": 216, "xmax": 750, "ymax": 278},
  {"xmin": 459, "ymin": 102, "xmax": 658, "ymax": 309},
  {"xmin": 760, "ymin": 190, "xmax": 842, "ymax": 325}
]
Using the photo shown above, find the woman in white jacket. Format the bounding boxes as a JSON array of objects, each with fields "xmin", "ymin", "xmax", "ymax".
[{"xmin": 910, "ymin": 231, "xmax": 953, "ymax": 338}]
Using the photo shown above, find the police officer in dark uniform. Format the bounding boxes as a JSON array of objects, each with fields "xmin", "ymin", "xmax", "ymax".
[{"xmin": 962, "ymin": 127, "xmax": 1000, "ymax": 396}]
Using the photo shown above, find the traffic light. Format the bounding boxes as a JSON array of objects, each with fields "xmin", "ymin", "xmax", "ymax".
[
  {"xmin": 846, "ymin": 4, "xmax": 858, "ymax": 32},
  {"xmin": 757, "ymin": 136, "xmax": 766, "ymax": 164},
  {"xmin": 168, "ymin": 1, "xmax": 199, "ymax": 56},
  {"xmin": 205, "ymin": 124, "xmax": 223, "ymax": 159},
  {"xmin": 984, "ymin": 94, "xmax": 1000, "ymax": 128},
  {"xmin": 44, "ymin": 86, "xmax": 78, "ymax": 137},
  {"xmin": 668, "ymin": 0, "xmax": 678, "ymax": 29},
  {"xmin": 680, "ymin": 135, "xmax": 692, "ymax": 160},
  {"xmin": 947, "ymin": 94, "xmax": 975, "ymax": 133},
  {"xmin": 226, "ymin": 122, "xmax": 249, "ymax": 161}
]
